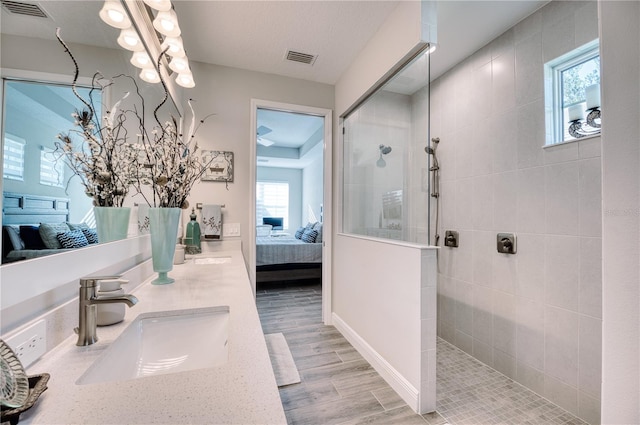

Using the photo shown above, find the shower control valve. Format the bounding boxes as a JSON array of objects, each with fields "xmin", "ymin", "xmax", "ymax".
[
  {"xmin": 497, "ymin": 233, "xmax": 517, "ymax": 254},
  {"xmin": 444, "ymin": 230, "xmax": 459, "ymax": 248}
]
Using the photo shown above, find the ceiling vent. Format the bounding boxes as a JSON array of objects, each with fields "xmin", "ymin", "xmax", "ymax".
[
  {"xmin": 1, "ymin": 0, "xmax": 47, "ymax": 17},
  {"xmin": 285, "ymin": 50, "xmax": 317, "ymax": 66}
]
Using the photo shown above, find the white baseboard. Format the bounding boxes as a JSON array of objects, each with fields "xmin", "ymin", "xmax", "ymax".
[{"xmin": 332, "ymin": 313, "xmax": 419, "ymax": 412}]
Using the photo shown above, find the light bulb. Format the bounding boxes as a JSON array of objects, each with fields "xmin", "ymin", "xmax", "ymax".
[
  {"xmin": 161, "ymin": 36, "xmax": 185, "ymax": 57},
  {"xmin": 139, "ymin": 68, "xmax": 160, "ymax": 84},
  {"xmin": 153, "ymin": 10, "xmax": 181, "ymax": 37},
  {"xmin": 99, "ymin": 0, "xmax": 131, "ymax": 29},
  {"xmin": 130, "ymin": 51, "xmax": 152, "ymax": 69},
  {"xmin": 176, "ymin": 72, "xmax": 195, "ymax": 88},
  {"xmin": 169, "ymin": 56, "xmax": 189, "ymax": 73},
  {"xmin": 143, "ymin": 0, "xmax": 172, "ymax": 12},
  {"xmin": 117, "ymin": 28, "xmax": 144, "ymax": 52}
]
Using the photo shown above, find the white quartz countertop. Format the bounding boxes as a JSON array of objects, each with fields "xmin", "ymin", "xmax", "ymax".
[{"xmin": 20, "ymin": 250, "xmax": 287, "ymax": 425}]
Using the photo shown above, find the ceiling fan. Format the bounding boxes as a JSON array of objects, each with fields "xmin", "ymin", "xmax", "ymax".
[{"xmin": 257, "ymin": 125, "xmax": 276, "ymax": 147}]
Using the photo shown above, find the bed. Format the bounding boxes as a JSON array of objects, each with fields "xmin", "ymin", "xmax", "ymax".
[
  {"xmin": 2, "ymin": 192, "xmax": 76, "ymax": 263},
  {"xmin": 256, "ymin": 224, "xmax": 323, "ymax": 283}
]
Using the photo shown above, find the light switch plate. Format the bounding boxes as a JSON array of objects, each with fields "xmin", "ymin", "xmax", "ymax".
[{"xmin": 222, "ymin": 223, "xmax": 240, "ymax": 237}]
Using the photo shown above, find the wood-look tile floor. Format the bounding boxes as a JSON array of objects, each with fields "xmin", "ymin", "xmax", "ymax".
[{"xmin": 256, "ymin": 282, "xmax": 588, "ymax": 425}]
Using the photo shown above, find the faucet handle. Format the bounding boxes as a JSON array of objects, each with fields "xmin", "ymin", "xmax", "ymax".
[{"xmin": 79, "ymin": 275, "xmax": 123, "ymax": 287}]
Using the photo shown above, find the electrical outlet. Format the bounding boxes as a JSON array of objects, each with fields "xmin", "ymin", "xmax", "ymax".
[
  {"xmin": 5, "ymin": 319, "xmax": 46, "ymax": 368},
  {"xmin": 222, "ymin": 223, "xmax": 240, "ymax": 237}
]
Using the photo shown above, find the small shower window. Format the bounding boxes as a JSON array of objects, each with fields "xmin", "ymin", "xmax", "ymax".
[{"xmin": 341, "ymin": 45, "xmax": 432, "ymax": 243}]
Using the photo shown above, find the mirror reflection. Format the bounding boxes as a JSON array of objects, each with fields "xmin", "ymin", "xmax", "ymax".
[{"xmin": 1, "ymin": 1, "xmax": 182, "ymax": 265}]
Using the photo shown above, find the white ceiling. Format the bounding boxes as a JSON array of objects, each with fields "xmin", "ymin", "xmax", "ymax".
[{"xmin": 1, "ymin": 0, "xmax": 549, "ymax": 168}]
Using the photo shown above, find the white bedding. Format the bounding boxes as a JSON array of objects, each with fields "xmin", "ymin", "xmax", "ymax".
[{"xmin": 256, "ymin": 235, "xmax": 322, "ymax": 266}]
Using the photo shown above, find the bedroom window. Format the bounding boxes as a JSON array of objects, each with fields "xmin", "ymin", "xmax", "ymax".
[
  {"xmin": 256, "ymin": 181, "xmax": 289, "ymax": 229},
  {"xmin": 3, "ymin": 134, "xmax": 25, "ymax": 181},
  {"xmin": 40, "ymin": 146, "xmax": 64, "ymax": 187}
]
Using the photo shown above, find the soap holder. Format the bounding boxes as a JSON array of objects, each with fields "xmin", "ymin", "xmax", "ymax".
[{"xmin": 1, "ymin": 373, "xmax": 50, "ymax": 425}]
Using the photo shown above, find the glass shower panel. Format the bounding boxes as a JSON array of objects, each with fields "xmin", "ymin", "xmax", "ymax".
[{"xmin": 342, "ymin": 48, "xmax": 431, "ymax": 243}]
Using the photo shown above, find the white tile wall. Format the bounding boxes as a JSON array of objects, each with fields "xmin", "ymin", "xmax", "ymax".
[{"xmin": 433, "ymin": 1, "xmax": 602, "ymax": 423}]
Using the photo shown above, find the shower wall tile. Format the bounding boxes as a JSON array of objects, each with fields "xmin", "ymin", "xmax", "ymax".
[
  {"xmin": 545, "ymin": 374, "xmax": 579, "ymax": 417},
  {"xmin": 472, "ymin": 174, "xmax": 493, "ymax": 230},
  {"xmin": 492, "ymin": 290, "xmax": 516, "ymax": 356},
  {"xmin": 516, "ymin": 99, "xmax": 545, "ymax": 169},
  {"xmin": 432, "ymin": 2, "xmax": 601, "ymax": 422},
  {"xmin": 493, "ymin": 171, "xmax": 518, "ymax": 231},
  {"xmin": 545, "ymin": 161, "xmax": 580, "ymax": 235},
  {"xmin": 545, "ymin": 306, "xmax": 579, "ymax": 387},
  {"xmin": 472, "ymin": 230, "xmax": 493, "ymax": 287},
  {"xmin": 471, "ymin": 119, "xmax": 493, "ymax": 177},
  {"xmin": 514, "ymin": 9, "xmax": 542, "ymax": 44},
  {"xmin": 579, "ymin": 237, "xmax": 602, "ymax": 318},
  {"xmin": 472, "ymin": 283, "xmax": 493, "ymax": 345},
  {"xmin": 579, "ymin": 158, "xmax": 602, "ymax": 237},
  {"xmin": 517, "ymin": 166, "xmax": 546, "ymax": 234},
  {"xmin": 515, "ymin": 233, "xmax": 545, "ymax": 303},
  {"xmin": 493, "ymin": 250, "xmax": 517, "ymax": 295},
  {"xmin": 472, "ymin": 339, "xmax": 493, "ymax": 367},
  {"xmin": 516, "ymin": 361, "xmax": 545, "ymax": 396},
  {"xmin": 516, "ymin": 297, "xmax": 545, "ymax": 370},
  {"xmin": 493, "ymin": 348, "xmax": 516, "ymax": 379},
  {"xmin": 491, "ymin": 109, "xmax": 518, "ymax": 173},
  {"xmin": 491, "ymin": 46, "xmax": 516, "ymax": 115},
  {"xmin": 455, "ymin": 179, "xmax": 474, "ymax": 230},
  {"xmin": 455, "ymin": 280, "xmax": 474, "ymax": 335},
  {"xmin": 579, "ymin": 314, "xmax": 602, "ymax": 398},
  {"xmin": 545, "ymin": 235, "xmax": 580, "ymax": 311},
  {"xmin": 515, "ymin": 32, "xmax": 543, "ymax": 106}
]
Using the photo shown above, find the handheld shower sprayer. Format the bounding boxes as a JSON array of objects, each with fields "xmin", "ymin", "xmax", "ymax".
[{"xmin": 426, "ymin": 137, "xmax": 441, "ymax": 246}]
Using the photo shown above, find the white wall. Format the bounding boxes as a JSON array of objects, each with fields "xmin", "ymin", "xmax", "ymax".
[
  {"xmin": 256, "ymin": 166, "xmax": 302, "ymax": 231},
  {"xmin": 599, "ymin": 1, "xmax": 640, "ymax": 423},
  {"xmin": 430, "ymin": 2, "xmax": 602, "ymax": 423},
  {"xmin": 302, "ymin": 155, "xmax": 324, "ymax": 224},
  {"xmin": 179, "ymin": 61, "xmax": 334, "ymax": 264}
]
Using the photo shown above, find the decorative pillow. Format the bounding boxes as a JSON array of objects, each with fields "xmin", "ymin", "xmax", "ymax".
[
  {"xmin": 312, "ymin": 222, "xmax": 323, "ymax": 244},
  {"xmin": 301, "ymin": 228, "xmax": 318, "ymax": 243},
  {"xmin": 82, "ymin": 228, "xmax": 99, "ymax": 244},
  {"xmin": 19, "ymin": 225, "xmax": 47, "ymax": 250},
  {"xmin": 67, "ymin": 222, "xmax": 89, "ymax": 231},
  {"xmin": 57, "ymin": 230, "xmax": 89, "ymax": 249},
  {"xmin": 4, "ymin": 226, "xmax": 25, "ymax": 251},
  {"xmin": 294, "ymin": 227, "xmax": 305, "ymax": 239},
  {"xmin": 305, "ymin": 221, "xmax": 316, "ymax": 230},
  {"xmin": 39, "ymin": 222, "xmax": 71, "ymax": 249}
]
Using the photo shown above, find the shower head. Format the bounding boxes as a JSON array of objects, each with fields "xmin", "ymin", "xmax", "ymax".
[
  {"xmin": 431, "ymin": 137, "xmax": 440, "ymax": 144},
  {"xmin": 379, "ymin": 144, "xmax": 392, "ymax": 155}
]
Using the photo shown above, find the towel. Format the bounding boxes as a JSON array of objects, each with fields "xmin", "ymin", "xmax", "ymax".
[
  {"xmin": 201, "ymin": 204, "xmax": 222, "ymax": 239},
  {"xmin": 137, "ymin": 204, "xmax": 150, "ymax": 235}
]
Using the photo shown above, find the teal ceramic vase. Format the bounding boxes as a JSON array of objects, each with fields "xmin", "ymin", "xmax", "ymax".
[
  {"xmin": 94, "ymin": 207, "xmax": 131, "ymax": 243},
  {"xmin": 149, "ymin": 207, "xmax": 181, "ymax": 285}
]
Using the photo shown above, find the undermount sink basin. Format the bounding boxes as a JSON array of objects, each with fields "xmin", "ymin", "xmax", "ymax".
[{"xmin": 77, "ymin": 306, "xmax": 229, "ymax": 385}]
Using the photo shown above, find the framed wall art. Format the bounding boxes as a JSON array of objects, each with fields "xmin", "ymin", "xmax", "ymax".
[{"xmin": 201, "ymin": 150, "xmax": 234, "ymax": 182}]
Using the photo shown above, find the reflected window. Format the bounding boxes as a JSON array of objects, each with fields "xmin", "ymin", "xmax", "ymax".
[
  {"xmin": 3, "ymin": 134, "xmax": 25, "ymax": 181},
  {"xmin": 40, "ymin": 146, "xmax": 64, "ymax": 187}
]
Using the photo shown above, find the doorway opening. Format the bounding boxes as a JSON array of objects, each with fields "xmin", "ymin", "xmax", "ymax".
[{"xmin": 250, "ymin": 100, "xmax": 332, "ymax": 324}]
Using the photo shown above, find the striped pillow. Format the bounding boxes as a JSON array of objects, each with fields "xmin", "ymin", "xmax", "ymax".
[
  {"xmin": 294, "ymin": 227, "xmax": 305, "ymax": 239},
  {"xmin": 301, "ymin": 228, "xmax": 318, "ymax": 243},
  {"xmin": 57, "ymin": 230, "xmax": 89, "ymax": 249},
  {"xmin": 82, "ymin": 228, "xmax": 99, "ymax": 244}
]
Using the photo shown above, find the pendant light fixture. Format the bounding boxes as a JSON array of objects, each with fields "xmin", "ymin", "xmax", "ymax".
[
  {"xmin": 117, "ymin": 28, "xmax": 144, "ymax": 51},
  {"xmin": 99, "ymin": 0, "xmax": 131, "ymax": 29}
]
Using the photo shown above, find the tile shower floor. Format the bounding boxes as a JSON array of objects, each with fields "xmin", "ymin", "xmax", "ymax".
[{"xmin": 256, "ymin": 282, "xmax": 589, "ymax": 425}]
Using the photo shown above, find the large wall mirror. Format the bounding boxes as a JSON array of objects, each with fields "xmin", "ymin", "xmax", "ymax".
[{"xmin": 1, "ymin": 1, "xmax": 182, "ymax": 326}]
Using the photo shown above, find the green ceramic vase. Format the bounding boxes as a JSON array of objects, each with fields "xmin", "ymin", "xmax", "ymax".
[
  {"xmin": 94, "ymin": 207, "xmax": 131, "ymax": 243},
  {"xmin": 149, "ymin": 207, "xmax": 181, "ymax": 285}
]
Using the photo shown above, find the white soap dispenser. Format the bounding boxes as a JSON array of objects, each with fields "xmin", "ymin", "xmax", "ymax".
[{"xmin": 96, "ymin": 278, "xmax": 129, "ymax": 326}]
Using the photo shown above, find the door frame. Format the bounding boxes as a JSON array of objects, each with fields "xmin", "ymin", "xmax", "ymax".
[{"xmin": 249, "ymin": 99, "xmax": 333, "ymax": 325}]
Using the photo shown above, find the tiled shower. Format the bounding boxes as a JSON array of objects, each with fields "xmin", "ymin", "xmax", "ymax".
[{"xmin": 431, "ymin": 1, "xmax": 602, "ymax": 424}]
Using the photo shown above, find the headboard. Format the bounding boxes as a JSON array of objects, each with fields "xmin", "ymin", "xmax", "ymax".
[{"xmin": 2, "ymin": 192, "xmax": 70, "ymax": 226}]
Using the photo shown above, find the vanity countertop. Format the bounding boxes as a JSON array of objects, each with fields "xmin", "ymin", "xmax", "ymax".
[{"xmin": 20, "ymin": 250, "xmax": 287, "ymax": 425}]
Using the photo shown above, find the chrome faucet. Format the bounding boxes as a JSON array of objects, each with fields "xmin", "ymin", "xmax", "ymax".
[{"xmin": 75, "ymin": 275, "xmax": 138, "ymax": 346}]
